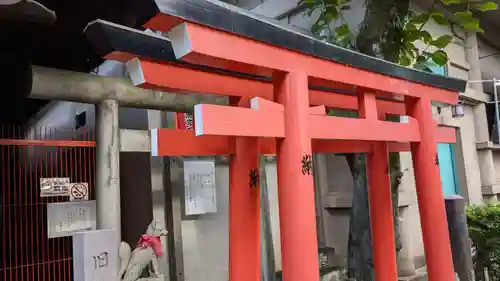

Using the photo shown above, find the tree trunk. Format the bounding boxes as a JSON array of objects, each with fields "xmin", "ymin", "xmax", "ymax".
[
  {"xmin": 346, "ymin": 147, "xmax": 403, "ymax": 281},
  {"xmin": 346, "ymin": 154, "xmax": 374, "ymax": 281},
  {"xmin": 346, "ymin": 0, "xmax": 410, "ymax": 277}
]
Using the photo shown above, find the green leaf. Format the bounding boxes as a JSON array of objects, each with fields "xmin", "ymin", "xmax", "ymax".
[
  {"xmin": 323, "ymin": 6, "xmax": 339, "ymax": 20},
  {"xmin": 476, "ymin": 1, "xmax": 498, "ymax": 12},
  {"xmin": 441, "ymin": 0, "xmax": 461, "ymax": 5},
  {"xmin": 339, "ymin": 35, "xmax": 352, "ymax": 47},
  {"xmin": 305, "ymin": 6, "xmax": 317, "ymax": 17},
  {"xmin": 410, "ymin": 13, "xmax": 429, "ymax": 24},
  {"xmin": 406, "ymin": 30, "xmax": 432, "ymax": 43},
  {"xmin": 302, "ymin": 0, "xmax": 318, "ymax": 7},
  {"xmin": 335, "ymin": 24, "xmax": 351, "ymax": 37},
  {"xmin": 454, "ymin": 10, "xmax": 474, "ymax": 22},
  {"xmin": 416, "ymin": 55, "xmax": 428, "ymax": 63},
  {"xmin": 311, "ymin": 21, "xmax": 326, "ymax": 36},
  {"xmin": 430, "ymin": 11, "xmax": 448, "ymax": 25},
  {"xmin": 405, "ymin": 42, "xmax": 418, "ymax": 54},
  {"xmin": 405, "ymin": 23, "xmax": 417, "ymax": 31},
  {"xmin": 399, "ymin": 55, "xmax": 412, "ymax": 66},
  {"xmin": 325, "ymin": 5, "xmax": 338, "ymax": 14},
  {"xmin": 419, "ymin": 31, "xmax": 433, "ymax": 44},
  {"xmin": 463, "ymin": 18, "xmax": 484, "ymax": 32},
  {"xmin": 430, "ymin": 50, "xmax": 449, "ymax": 66},
  {"xmin": 454, "ymin": 10, "xmax": 484, "ymax": 32},
  {"xmin": 441, "ymin": 0, "xmax": 462, "ymax": 6},
  {"xmin": 430, "ymin": 35, "xmax": 453, "ymax": 49}
]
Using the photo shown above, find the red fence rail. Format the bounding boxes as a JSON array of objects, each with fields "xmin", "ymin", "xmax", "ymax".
[{"xmin": 0, "ymin": 125, "xmax": 96, "ymax": 281}]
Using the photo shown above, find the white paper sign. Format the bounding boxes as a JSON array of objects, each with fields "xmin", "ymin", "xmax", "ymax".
[
  {"xmin": 184, "ymin": 159, "xmax": 217, "ymax": 215},
  {"xmin": 40, "ymin": 177, "xmax": 70, "ymax": 197},
  {"xmin": 47, "ymin": 201, "xmax": 96, "ymax": 238},
  {"xmin": 73, "ymin": 229, "xmax": 118, "ymax": 281},
  {"xmin": 69, "ymin": 183, "xmax": 89, "ymax": 201}
]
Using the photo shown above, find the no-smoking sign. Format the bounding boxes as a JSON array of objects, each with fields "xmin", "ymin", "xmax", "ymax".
[{"xmin": 69, "ymin": 183, "xmax": 89, "ymax": 201}]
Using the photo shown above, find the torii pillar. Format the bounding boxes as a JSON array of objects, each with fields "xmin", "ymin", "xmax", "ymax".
[
  {"xmin": 361, "ymin": 91, "xmax": 398, "ymax": 281},
  {"xmin": 406, "ymin": 97, "xmax": 456, "ymax": 281},
  {"xmin": 274, "ymin": 71, "xmax": 320, "ymax": 281},
  {"xmin": 228, "ymin": 97, "xmax": 260, "ymax": 281}
]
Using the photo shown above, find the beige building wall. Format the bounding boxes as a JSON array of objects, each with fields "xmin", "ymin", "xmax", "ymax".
[
  {"xmin": 477, "ymin": 39, "xmax": 500, "ymax": 201},
  {"xmin": 493, "ymin": 152, "xmax": 500, "ymax": 183}
]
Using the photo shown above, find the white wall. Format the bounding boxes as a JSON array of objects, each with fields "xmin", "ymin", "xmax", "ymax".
[{"xmin": 177, "ymin": 162, "xmax": 282, "ymax": 281}]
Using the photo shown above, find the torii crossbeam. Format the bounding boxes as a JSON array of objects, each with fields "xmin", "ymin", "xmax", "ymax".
[{"xmin": 85, "ymin": 2, "xmax": 467, "ymax": 281}]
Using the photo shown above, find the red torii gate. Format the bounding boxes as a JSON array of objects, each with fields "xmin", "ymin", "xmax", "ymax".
[
  {"xmin": 129, "ymin": 38, "xmax": 457, "ymax": 281},
  {"xmin": 90, "ymin": 8, "xmax": 462, "ymax": 281}
]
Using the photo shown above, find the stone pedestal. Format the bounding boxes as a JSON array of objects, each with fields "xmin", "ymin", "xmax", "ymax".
[
  {"xmin": 444, "ymin": 195, "xmax": 474, "ymax": 281},
  {"xmin": 397, "ymin": 206, "xmax": 416, "ymax": 277},
  {"xmin": 73, "ymin": 229, "xmax": 119, "ymax": 281}
]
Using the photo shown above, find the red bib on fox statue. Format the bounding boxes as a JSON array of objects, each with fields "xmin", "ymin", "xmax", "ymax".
[{"xmin": 137, "ymin": 235, "xmax": 163, "ymax": 257}]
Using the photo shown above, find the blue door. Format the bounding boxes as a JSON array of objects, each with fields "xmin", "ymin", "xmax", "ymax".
[
  {"xmin": 426, "ymin": 62, "xmax": 459, "ymax": 196},
  {"xmin": 437, "ymin": 143, "xmax": 458, "ymax": 196}
]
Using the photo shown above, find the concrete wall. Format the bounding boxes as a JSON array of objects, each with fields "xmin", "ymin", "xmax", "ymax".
[
  {"xmin": 478, "ymin": 38, "xmax": 500, "ymax": 87},
  {"xmin": 315, "ymin": 154, "xmax": 354, "ymax": 266},
  {"xmin": 493, "ymin": 152, "xmax": 500, "ymax": 183},
  {"xmin": 454, "ymin": 106, "xmax": 485, "ymax": 204},
  {"xmin": 181, "ymin": 163, "xmax": 230, "ymax": 281},
  {"xmin": 180, "ymin": 161, "xmax": 281, "ymax": 281},
  {"xmin": 478, "ymin": 38, "xmax": 500, "ymax": 201}
]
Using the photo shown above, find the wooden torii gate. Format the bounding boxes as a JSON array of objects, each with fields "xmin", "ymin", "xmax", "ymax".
[{"xmin": 85, "ymin": 2, "xmax": 466, "ymax": 281}]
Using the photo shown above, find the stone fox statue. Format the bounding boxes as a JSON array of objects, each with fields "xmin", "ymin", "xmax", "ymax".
[{"xmin": 119, "ymin": 220, "xmax": 168, "ymax": 281}]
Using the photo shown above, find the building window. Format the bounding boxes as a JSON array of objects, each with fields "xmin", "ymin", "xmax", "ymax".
[
  {"xmin": 486, "ymin": 103, "xmax": 499, "ymax": 144},
  {"xmin": 75, "ymin": 111, "xmax": 86, "ymax": 130}
]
